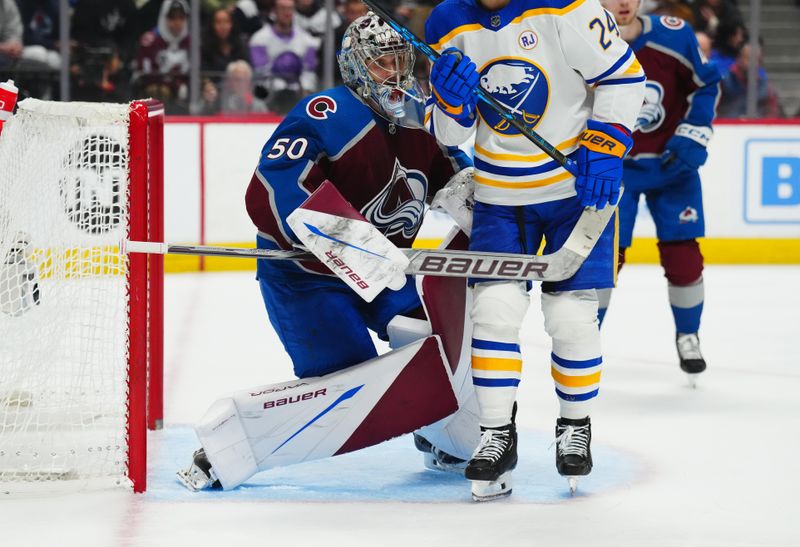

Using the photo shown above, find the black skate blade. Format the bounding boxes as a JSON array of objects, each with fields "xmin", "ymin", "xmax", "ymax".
[{"xmin": 470, "ymin": 472, "xmax": 512, "ymax": 502}]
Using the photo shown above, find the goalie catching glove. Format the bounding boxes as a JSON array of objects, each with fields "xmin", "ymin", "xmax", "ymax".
[{"xmin": 575, "ymin": 119, "xmax": 633, "ymax": 210}]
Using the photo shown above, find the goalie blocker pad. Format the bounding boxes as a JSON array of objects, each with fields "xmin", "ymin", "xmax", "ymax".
[
  {"xmin": 286, "ymin": 181, "xmax": 409, "ymax": 303},
  {"xmin": 195, "ymin": 336, "xmax": 457, "ymax": 490}
]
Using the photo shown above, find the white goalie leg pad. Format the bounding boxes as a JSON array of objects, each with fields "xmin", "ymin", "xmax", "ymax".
[
  {"xmin": 195, "ymin": 336, "xmax": 457, "ymax": 490},
  {"xmin": 287, "ymin": 180, "xmax": 409, "ymax": 303},
  {"xmin": 387, "ymin": 314, "xmax": 432, "ymax": 350},
  {"xmin": 541, "ymin": 290, "xmax": 602, "ymax": 420}
]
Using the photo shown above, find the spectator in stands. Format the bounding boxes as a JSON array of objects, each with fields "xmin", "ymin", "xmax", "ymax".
[
  {"xmin": 711, "ymin": 20, "xmax": 747, "ymax": 77},
  {"xmin": 232, "ymin": 0, "xmax": 273, "ymax": 37},
  {"xmin": 202, "ymin": 7, "xmax": 251, "ymax": 80},
  {"xmin": 16, "ymin": 0, "xmax": 61, "ymax": 70},
  {"xmin": 718, "ymin": 42, "xmax": 784, "ymax": 118},
  {"xmin": 0, "ymin": 0, "xmax": 23, "ymax": 70},
  {"xmin": 692, "ymin": 0, "xmax": 742, "ymax": 40},
  {"xmin": 220, "ymin": 59, "xmax": 269, "ymax": 113},
  {"xmin": 249, "ymin": 0, "xmax": 319, "ymax": 94},
  {"xmin": 295, "ymin": 0, "xmax": 342, "ymax": 38},
  {"xmin": 71, "ymin": 40, "xmax": 126, "ymax": 103},
  {"xmin": 72, "ymin": 0, "xmax": 138, "ymax": 64},
  {"xmin": 133, "ymin": 0, "xmax": 192, "ymax": 114}
]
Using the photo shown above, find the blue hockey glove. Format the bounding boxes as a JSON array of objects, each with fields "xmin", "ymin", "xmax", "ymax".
[
  {"xmin": 661, "ymin": 123, "xmax": 712, "ymax": 179},
  {"xmin": 575, "ymin": 119, "xmax": 633, "ymax": 209},
  {"xmin": 430, "ymin": 47, "xmax": 479, "ymax": 123}
]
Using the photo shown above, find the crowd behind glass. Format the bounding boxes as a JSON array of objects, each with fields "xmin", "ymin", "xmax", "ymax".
[{"xmin": 0, "ymin": 0, "xmax": 790, "ymax": 118}]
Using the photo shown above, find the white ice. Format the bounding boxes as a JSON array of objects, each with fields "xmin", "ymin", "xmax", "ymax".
[{"xmin": 3, "ymin": 265, "xmax": 799, "ymax": 546}]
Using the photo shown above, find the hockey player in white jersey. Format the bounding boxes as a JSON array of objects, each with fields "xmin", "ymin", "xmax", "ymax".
[{"xmin": 425, "ymin": 0, "xmax": 646, "ymax": 500}]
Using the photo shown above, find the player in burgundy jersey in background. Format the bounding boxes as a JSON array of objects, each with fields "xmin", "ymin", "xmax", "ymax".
[{"xmin": 598, "ymin": 0, "xmax": 722, "ymax": 384}]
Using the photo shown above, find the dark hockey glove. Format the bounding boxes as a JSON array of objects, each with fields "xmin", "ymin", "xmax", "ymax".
[
  {"xmin": 430, "ymin": 47, "xmax": 479, "ymax": 125},
  {"xmin": 575, "ymin": 119, "xmax": 632, "ymax": 209},
  {"xmin": 661, "ymin": 123, "xmax": 712, "ymax": 179}
]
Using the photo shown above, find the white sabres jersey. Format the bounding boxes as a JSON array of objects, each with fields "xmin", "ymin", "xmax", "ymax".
[{"xmin": 425, "ymin": 0, "xmax": 646, "ymax": 206}]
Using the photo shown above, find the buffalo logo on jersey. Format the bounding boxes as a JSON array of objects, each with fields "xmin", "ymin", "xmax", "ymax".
[
  {"xmin": 477, "ymin": 59, "xmax": 548, "ymax": 136},
  {"xmin": 361, "ymin": 158, "xmax": 427, "ymax": 238},
  {"xmin": 635, "ymin": 82, "xmax": 666, "ymax": 133},
  {"xmin": 306, "ymin": 96, "xmax": 337, "ymax": 120}
]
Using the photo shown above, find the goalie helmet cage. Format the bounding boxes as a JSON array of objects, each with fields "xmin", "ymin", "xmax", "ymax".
[{"xmin": 0, "ymin": 99, "xmax": 164, "ymax": 494}]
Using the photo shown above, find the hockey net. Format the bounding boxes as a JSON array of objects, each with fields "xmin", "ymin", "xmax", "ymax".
[{"xmin": 0, "ymin": 99, "xmax": 163, "ymax": 494}]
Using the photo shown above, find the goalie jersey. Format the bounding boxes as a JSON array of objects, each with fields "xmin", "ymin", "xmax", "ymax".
[
  {"xmin": 245, "ymin": 85, "xmax": 471, "ymax": 277},
  {"xmin": 627, "ymin": 15, "xmax": 721, "ymax": 162},
  {"xmin": 425, "ymin": 0, "xmax": 646, "ymax": 206}
]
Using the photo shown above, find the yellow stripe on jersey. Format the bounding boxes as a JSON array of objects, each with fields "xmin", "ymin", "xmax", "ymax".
[
  {"xmin": 429, "ymin": 23, "xmax": 484, "ymax": 52},
  {"xmin": 623, "ymin": 58, "xmax": 643, "ymax": 75},
  {"xmin": 474, "ymin": 136, "xmax": 581, "ymax": 163},
  {"xmin": 579, "ymin": 129, "xmax": 627, "ymax": 158},
  {"xmin": 472, "ymin": 356, "xmax": 523, "ymax": 372},
  {"xmin": 511, "ymin": 0, "xmax": 587, "ymax": 23},
  {"xmin": 551, "ymin": 368, "xmax": 602, "ymax": 387},
  {"xmin": 474, "ymin": 170, "xmax": 573, "ymax": 189}
]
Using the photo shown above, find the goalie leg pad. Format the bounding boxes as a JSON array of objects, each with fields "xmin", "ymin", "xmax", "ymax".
[{"xmin": 194, "ymin": 336, "xmax": 457, "ymax": 490}]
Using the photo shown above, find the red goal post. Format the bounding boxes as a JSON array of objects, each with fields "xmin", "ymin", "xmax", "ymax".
[{"xmin": 0, "ymin": 99, "xmax": 164, "ymax": 494}]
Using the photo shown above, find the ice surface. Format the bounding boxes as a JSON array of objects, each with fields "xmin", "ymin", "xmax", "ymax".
[{"xmin": 3, "ymin": 265, "xmax": 799, "ymax": 546}]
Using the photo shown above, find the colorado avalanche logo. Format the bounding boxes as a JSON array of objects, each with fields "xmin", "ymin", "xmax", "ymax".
[
  {"xmin": 477, "ymin": 59, "xmax": 548, "ymax": 136},
  {"xmin": 661, "ymin": 16, "xmax": 686, "ymax": 30},
  {"xmin": 361, "ymin": 159, "xmax": 427, "ymax": 238},
  {"xmin": 635, "ymin": 81, "xmax": 666, "ymax": 133},
  {"xmin": 679, "ymin": 206, "xmax": 699, "ymax": 224}
]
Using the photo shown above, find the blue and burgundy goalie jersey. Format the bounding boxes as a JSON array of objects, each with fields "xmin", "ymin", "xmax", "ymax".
[
  {"xmin": 245, "ymin": 86, "xmax": 471, "ymax": 277},
  {"xmin": 627, "ymin": 15, "xmax": 721, "ymax": 161}
]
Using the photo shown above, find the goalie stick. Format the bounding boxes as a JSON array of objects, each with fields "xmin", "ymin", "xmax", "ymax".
[
  {"xmin": 359, "ymin": 0, "xmax": 578, "ymax": 176},
  {"xmin": 124, "ymin": 197, "xmax": 616, "ymax": 283}
]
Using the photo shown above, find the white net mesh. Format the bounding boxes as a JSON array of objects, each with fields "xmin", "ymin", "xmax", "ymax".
[{"xmin": 0, "ymin": 99, "xmax": 133, "ymax": 494}]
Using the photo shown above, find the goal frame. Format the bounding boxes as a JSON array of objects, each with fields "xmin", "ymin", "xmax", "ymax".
[{"xmin": 127, "ymin": 99, "xmax": 164, "ymax": 493}]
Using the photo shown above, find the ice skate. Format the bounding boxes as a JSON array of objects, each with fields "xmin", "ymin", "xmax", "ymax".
[
  {"xmin": 413, "ymin": 433, "xmax": 467, "ymax": 473},
  {"xmin": 176, "ymin": 448, "xmax": 221, "ymax": 492},
  {"xmin": 465, "ymin": 424, "xmax": 517, "ymax": 502},
  {"xmin": 555, "ymin": 417, "xmax": 592, "ymax": 495},
  {"xmin": 676, "ymin": 332, "xmax": 706, "ymax": 387}
]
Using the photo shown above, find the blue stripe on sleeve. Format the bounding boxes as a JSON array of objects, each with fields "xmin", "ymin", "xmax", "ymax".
[
  {"xmin": 473, "ymin": 377, "xmax": 521, "ymax": 387},
  {"xmin": 472, "ymin": 339, "xmax": 521, "ymax": 353},
  {"xmin": 586, "ymin": 48, "xmax": 633, "ymax": 85},
  {"xmin": 595, "ymin": 75, "xmax": 647, "ymax": 86},
  {"xmin": 555, "ymin": 387, "xmax": 599, "ymax": 401},
  {"xmin": 551, "ymin": 353, "xmax": 602, "ymax": 369}
]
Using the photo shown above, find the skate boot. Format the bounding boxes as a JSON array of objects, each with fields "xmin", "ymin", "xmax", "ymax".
[
  {"xmin": 176, "ymin": 448, "xmax": 221, "ymax": 492},
  {"xmin": 413, "ymin": 433, "xmax": 467, "ymax": 473},
  {"xmin": 465, "ymin": 424, "xmax": 517, "ymax": 502},
  {"xmin": 676, "ymin": 333, "xmax": 706, "ymax": 387},
  {"xmin": 555, "ymin": 416, "xmax": 592, "ymax": 495}
]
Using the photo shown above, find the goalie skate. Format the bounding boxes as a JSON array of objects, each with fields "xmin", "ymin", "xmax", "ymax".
[
  {"xmin": 413, "ymin": 433, "xmax": 467, "ymax": 473},
  {"xmin": 176, "ymin": 448, "xmax": 221, "ymax": 492},
  {"xmin": 676, "ymin": 333, "xmax": 706, "ymax": 388}
]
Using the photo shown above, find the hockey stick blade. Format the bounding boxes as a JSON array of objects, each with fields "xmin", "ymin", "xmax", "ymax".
[{"xmin": 123, "ymin": 199, "xmax": 615, "ymax": 282}]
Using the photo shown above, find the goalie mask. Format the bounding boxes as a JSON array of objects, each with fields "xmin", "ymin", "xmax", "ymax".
[{"xmin": 338, "ymin": 13, "xmax": 425, "ymax": 127}]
